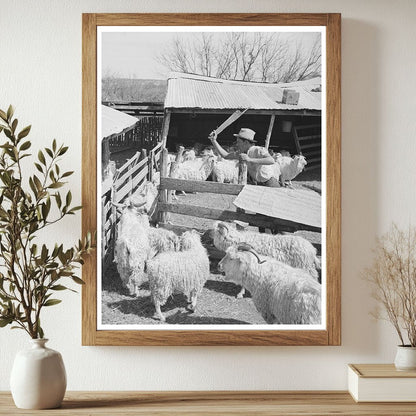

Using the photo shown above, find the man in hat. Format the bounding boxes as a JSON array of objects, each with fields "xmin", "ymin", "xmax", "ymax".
[{"xmin": 208, "ymin": 127, "xmax": 280, "ymax": 187}]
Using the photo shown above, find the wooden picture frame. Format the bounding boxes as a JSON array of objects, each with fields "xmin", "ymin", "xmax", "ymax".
[{"xmin": 82, "ymin": 13, "xmax": 341, "ymax": 346}]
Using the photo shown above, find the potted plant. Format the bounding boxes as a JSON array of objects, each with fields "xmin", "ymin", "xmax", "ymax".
[
  {"xmin": 363, "ymin": 223, "xmax": 416, "ymax": 370},
  {"xmin": 0, "ymin": 106, "xmax": 94, "ymax": 408}
]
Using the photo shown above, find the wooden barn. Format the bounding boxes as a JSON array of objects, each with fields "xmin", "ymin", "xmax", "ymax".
[{"xmin": 162, "ymin": 72, "xmax": 322, "ymax": 170}]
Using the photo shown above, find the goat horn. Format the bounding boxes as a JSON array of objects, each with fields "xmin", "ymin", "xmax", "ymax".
[
  {"xmin": 218, "ymin": 222, "xmax": 229, "ymax": 231},
  {"xmin": 237, "ymin": 244, "xmax": 266, "ymax": 264}
]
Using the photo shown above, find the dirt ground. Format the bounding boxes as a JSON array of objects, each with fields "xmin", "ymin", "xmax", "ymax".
[{"xmin": 101, "ymin": 172, "xmax": 321, "ymax": 326}]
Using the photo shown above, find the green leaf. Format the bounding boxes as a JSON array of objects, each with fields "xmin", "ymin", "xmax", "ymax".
[
  {"xmin": 58, "ymin": 146, "xmax": 68, "ymax": 156},
  {"xmin": 72, "ymin": 276, "xmax": 85, "ymax": 285},
  {"xmin": 4, "ymin": 129, "xmax": 12, "ymax": 140},
  {"xmin": 43, "ymin": 299, "xmax": 62, "ymax": 307},
  {"xmin": 38, "ymin": 150, "xmax": 46, "ymax": 165},
  {"xmin": 41, "ymin": 244, "xmax": 48, "ymax": 262},
  {"xmin": 11, "ymin": 118, "xmax": 18, "ymax": 133},
  {"xmin": 19, "ymin": 140, "xmax": 31, "ymax": 151},
  {"xmin": 69, "ymin": 206, "xmax": 82, "ymax": 212},
  {"xmin": 33, "ymin": 175, "xmax": 42, "ymax": 192},
  {"xmin": 6, "ymin": 105, "xmax": 14, "ymax": 122},
  {"xmin": 41, "ymin": 202, "xmax": 50, "ymax": 220},
  {"xmin": 0, "ymin": 317, "xmax": 13, "ymax": 327},
  {"xmin": 50, "ymin": 285, "xmax": 68, "ymax": 291},
  {"xmin": 48, "ymin": 182, "xmax": 64, "ymax": 189},
  {"xmin": 34, "ymin": 163, "xmax": 43, "ymax": 174},
  {"xmin": 45, "ymin": 148, "xmax": 53, "ymax": 158},
  {"xmin": 65, "ymin": 191, "xmax": 72, "ymax": 207},
  {"xmin": 55, "ymin": 192, "xmax": 62, "ymax": 208},
  {"xmin": 61, "ymin": 171, "xmax": 74, "ymax": 178},
  {"xmin": 0, "ymin": 109, "xmax": 7, "ymax": 121},
  {"xmin": 38, "ymin": 325, "xmax": 44, "ymax": 339},
  {"xmin": 17, "ymin": 125, "xmax": 31, "ymax": 140},
  {"xmin": 52, "ymin": 139, "xmax": 57, "ymax": 152}
]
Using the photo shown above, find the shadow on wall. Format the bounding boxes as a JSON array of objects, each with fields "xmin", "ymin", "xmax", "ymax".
[{"xmin": 341, "ymin": 19, "xmax": 381, "ymax": 355}]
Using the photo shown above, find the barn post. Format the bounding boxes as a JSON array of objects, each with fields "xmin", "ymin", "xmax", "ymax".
[
  {"xmin": 110, "ymin": 168, "xmax": 121, "ymax": 257},
  {"xmin": 264, "ymin": 114, "xmax": 276, "ymax": 150},
  {"xmin": 161, "ymin": 110, "xmax": 171, "ymax": 148},
  {"xmin": 158, "ymin": 147, "xmax": 170, "ymax": 224}
]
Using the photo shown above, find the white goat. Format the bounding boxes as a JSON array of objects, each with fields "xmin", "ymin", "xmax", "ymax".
[
  {"xmin": 147, "ymin": 230, "xmax": 210, "ymax": 322},
  {"xmin": 218, "ymin": 246, "xmax": 322, "ymax": 325},
  {"xmin": 171, "ymin": 154, "xmax": 216, "ymax": 182},
  {"xmin": 275, "ymin": 154, "xmax": 307, "ymax": 186},
  {"xmin": 212, "ymin": 159, "xmax": 239, "ymax": 183},
  {"xmin": 148, "ymin": 227, "xmax": 180, "ymax": 258},
  {"xmin": 213, "ymin": 222, "xmax": 320, "ymax": 281},
  {"xmin": 182, "ymin": 149, "xmax": 196, "ymax": 161},
  {"xmin": 114, "ymin": 199, "xmax": 150, "ymax": 296}
]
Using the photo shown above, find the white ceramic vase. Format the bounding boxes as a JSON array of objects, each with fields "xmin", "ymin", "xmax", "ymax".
[
  {"xmin": 10, "ymin": 339, "xmax": 67, "ymax": 409},
  {"xmin": 394, "ymin": 345, "xmax": 416, "ymax": 371}
]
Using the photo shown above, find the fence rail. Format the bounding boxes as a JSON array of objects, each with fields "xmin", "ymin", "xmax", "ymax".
[{"xmin": 101, "ymin": 142, "xmax": 162, "ymax": 268}]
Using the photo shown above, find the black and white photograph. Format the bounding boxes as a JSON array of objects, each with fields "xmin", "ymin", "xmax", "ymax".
[{"xmin": 98, "ymin": 27, "xmax": 325, "ymax": 330}]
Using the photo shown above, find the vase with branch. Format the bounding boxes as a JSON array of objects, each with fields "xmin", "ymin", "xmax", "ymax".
[
  {"xmin": 0, "ymin": 106, "xmax": 94, "ymax": 408},
  {"xmin": 363, "ymin": 223, "xmax": 416, "ymax": 370}
]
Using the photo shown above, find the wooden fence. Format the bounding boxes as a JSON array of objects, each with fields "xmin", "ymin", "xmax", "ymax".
[
  {"xmin": 107, "ymin": 116, "xmax": 163, "ymax": 154},
  {"xmin": 101, "ymin": 142, "xmax": 163, "ymax": 268},
  {"xmin": 156, "ymin": 148, "xmax": 318, "ymax": 234}
]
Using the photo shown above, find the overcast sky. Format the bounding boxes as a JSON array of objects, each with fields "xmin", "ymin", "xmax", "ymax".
[{"xmin": 101, "ymin": 30, "xmax": 321, "ymax": 80}]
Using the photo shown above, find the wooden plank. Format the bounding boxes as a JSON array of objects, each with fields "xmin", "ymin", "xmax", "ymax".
[
  {"xmin": 159, "ymin": 148, "xmax": 169, "ymax": 223},
  {"xmin": 293, "ymin": 123, "xmax": 321, "ymax": 130},
  {"xmin": 264, "ymin": 114, "xmax": 276, "ymax": 149},
  {"xmin": 326, "ymin": 12, "xmax": 342, "ymax": 346},
  {"xmin": 350, "ymin": 364, "xmax": 416, "ymax": 379},
  {"xmin": 299, "ymin": 142, "xmax": 321, "ymax": 150},
  {"xmin": 117, "ymin": 151, "xmax": 140, "ymax": 175},
  {"xmin": 81, "ymin": 13, "xmax": 97, "ymax": 346},
  {"xmin": 158, "ymin": 202, "xmax": 320, "ymax": 232},
  {"xmin": 160, "ymin": 177, "xmax": 244, "ymax": 195},
  {"xmin": 115, "ymin": 180, "xmax": 133, "ymax": 203},
  {"xmin": 95, "ymin": 13, "xmax": 330, "ymax": 27},
  {"xmin": 161, "ymin": 110, "xmax": 171, "ymax": 148},
  {"xmin": 297, "ymin": 134, "xmax": 321, "ymax": 141},
  {"xmin": 4, "ymin": 390, "xmax": 416, "ymax": 415},
  {"xmin": 114, "ymin": 155, "xmax": 147, "ymax": 189},
  {"xmin": 131, "ymin": 167, "xmax": 148, "ymax": 191}
]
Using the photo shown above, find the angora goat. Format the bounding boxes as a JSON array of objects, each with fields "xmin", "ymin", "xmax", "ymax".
[
  {"xmin": 114, "ymin": 201, "xmax": 150, "ymax": 296},
  {"xmin": 147, "ymin": 230, "xmax": 210, "ymax": 322},
  {"xmin": 213, "ymin": 222, "xmax": 320, "ymax": 281},
  {"xmin": 212, "ymin": 159, "xmax": 239, "ymax": 183},
  {"xmin": 171, "ymin": 154, "xmax": 215, "ymax": 182},
  {"xmin": 218, "ymin": 245, "xmax": 321, "ymax": 324},
  {"xmin": 148, "ymin": 227, "xmax": 180, "ymax": 258},
  {"xmin": 275, "ymin": 154, "xmax": 307, "ymax": 186}
]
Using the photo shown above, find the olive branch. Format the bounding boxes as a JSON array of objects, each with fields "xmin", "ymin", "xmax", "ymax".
[{"xmin": 0, "ymin": 105, "xmax": 94, "ymax": 339}]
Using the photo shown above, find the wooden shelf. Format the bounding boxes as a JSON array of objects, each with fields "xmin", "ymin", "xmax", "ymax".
[{"xmin": 1, "ymin": 391, "xmax": 416, "ymax": 415}]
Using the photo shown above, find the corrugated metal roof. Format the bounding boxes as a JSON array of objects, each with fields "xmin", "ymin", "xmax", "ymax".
[
  {"xmin": 164, "ymin": 73, "xmax": 321, "ymax": 112},
  {"xmin": 102, "ymin": 105, "xmax": 138, "ymax": 139}
]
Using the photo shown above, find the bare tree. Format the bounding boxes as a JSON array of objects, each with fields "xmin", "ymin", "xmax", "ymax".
[{"xmin": 156, "ymin": 32, "xmax": 321, "ymax": 83}]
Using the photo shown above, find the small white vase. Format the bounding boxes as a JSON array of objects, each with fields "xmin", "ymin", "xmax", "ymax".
[
  {"xmin": 10, "ymin": 339, "xmax": 67, "ymax": 409},
  {"xmin": 394, "ymin": 345, "xmax": 416, "ymax": 371}
]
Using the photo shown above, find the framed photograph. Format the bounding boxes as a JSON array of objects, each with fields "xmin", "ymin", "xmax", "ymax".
[{"xmin": 82, "ymin": 13, "xmax": 341, "ymax": 346}]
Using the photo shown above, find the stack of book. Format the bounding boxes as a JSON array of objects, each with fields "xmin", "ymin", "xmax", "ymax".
[{"xmin": 348, "ymin": 364, "xmax": 416, "ymax": 402}]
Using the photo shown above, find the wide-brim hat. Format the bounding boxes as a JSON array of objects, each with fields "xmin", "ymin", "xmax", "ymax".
[{"xmin": 233, "ymin": 128, "xmax": 256, "ymax": 143}]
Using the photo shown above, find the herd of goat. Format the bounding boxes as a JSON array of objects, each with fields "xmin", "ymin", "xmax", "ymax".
[
  {"xmin": 166, "ymin": 147, "xmax": 308, "ymax": 186},
  {"xmin": 112, "ymin": 179, "xmax": 322, "ymax": 325}
]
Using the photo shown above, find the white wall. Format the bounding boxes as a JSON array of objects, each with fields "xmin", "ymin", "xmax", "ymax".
[{"xmin": 1, "ymin": 0, "xmax": 415, "ymax": 391}]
